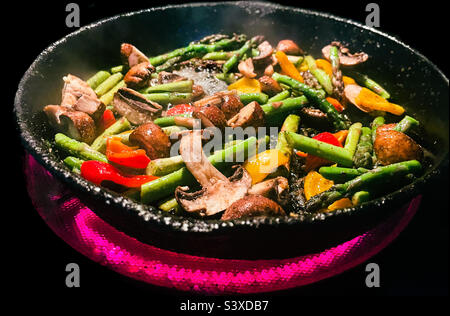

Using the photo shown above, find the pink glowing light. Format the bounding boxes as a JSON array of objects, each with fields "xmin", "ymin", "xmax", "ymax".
[{"xmin": 24, "ymin": 154, "xmax": 420, "ymax": 294}]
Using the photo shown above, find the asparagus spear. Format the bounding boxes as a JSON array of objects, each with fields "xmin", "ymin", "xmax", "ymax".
[
  {"xmin": 90, "ymin": 117, "xmax": 132, "ymax": 152},
  {"xmin": 239, "ymin": 92, "xmax": 269, "ymax": 105},
  {"xmin": 371, "ymin": 116, "xmax": 385, "ymax": 143},
  {"xmin": 110, "ymin": 65, "xmax": 124, "ymax": 74},
  {"xmin": 276, "ymin": 114, "xmax": 301, "ymax": 157},
  {"xmin": 329, "ymin": 45, "xmax": 345, "ymax": 100},
  {"xmin": 99, "ymin": 80, "xmax": 126, "ymax": 105},
  {"xmin": 86, "ymin": 71, "xmax": 111, "ymax": 89},
  {"xmin": 202, "ymin": 51, "xmax": 236, "ymax": 60},
  {"xmin": 306, "ymin": 160, "xmax": 422, "ymax": 212},
  {"xmin": 158, "ymin": 197, "xmax": 180, "ymax": 213},
  {"xmin": 149, "ymin": 37, "xmax": 244, "ymax": 66},
  {"xmin": 153, "ymin": 114, "xmax": 192, "ymax": 127},
  {"xmin": 147, "ymin": 155, "xmax": 185, "ymax": 176},
  {"xmin": 353, "ymin": 126, "xmax": 373, "ymax": 169},
  {"xmin": 215, "ymin": 73, "xmax": 237, "ymax": 84},
  {"xmin": 304, "ymin": 55, "xmax": 333, "ymax": 95},
  {"xmin": 222, "ymin": 39, "xmax": 252, "ymax": 74},
  {"xmin": 141, "ymin": 136, "xmax": 258, "ymax": 203},
  {"xmin": 143, "ymin": 92, "xmax": 193, "ymax": 106},
  {"xmin": 140, "ymin": 80, "xmax": 193, "ymax": 94},
  {"xmin": 285, "ymin": 131, "xmax": 354, "ymax": 167},
  {"xmin": 356, "ymin": 73, "xmax": 390, "ymax": 99},
  {"xmin": 272, "ymin": 73, "xmax": 350, "ymax": 130},
  {"xmin": 393, "ymin": 115, "xmax": 419, "ymax": 134},
  {"xmin": 344, "ymin": 122, "xmax": 362, "ymax": 158},
  {"xmin": 351, "ymin": 191, "xmax": 371, "ymax": 206},
  {"xmin": 371, "ymin": 116, "xmax": 385, "ymax": 164},
  {"xmin": 319, "ymin": 166, "xmax": 369, "ymax": 182},
  {"xmin": 267, "ymin": 90, "xmax": 290, "ymax": 103},
  {"xmin": 63, "ymin": 156, "xmax": 85, "ymax": 170},
  {"xmin": 55, "ymin": 133, "xmax": 108, "ymax": 163},
  {"xmin": 94, "ymin": 73, "xmax": 123, "ymax": 96},
  {"xmin": 260, "ymin": 96, "xmax": 308, "ymax": 117}
]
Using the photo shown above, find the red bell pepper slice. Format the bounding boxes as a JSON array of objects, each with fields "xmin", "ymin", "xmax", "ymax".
[
  {"xmin": 301, "ymin": 132, "xmax": 343, "ymax": 172},
  {"xmin": 80, "ymin": 160, "xmax": 157, "ymax": 188},
  {"xmin": 106, "ymin": 137, "xmax": 151, "ymax": 169},
  {"xmin": 100, "ymin": 109, "xmax": 116, "ymax": 130},
  {"xmin": 166, "ymin": 103, "xmax": 194, "ymax": 116}
]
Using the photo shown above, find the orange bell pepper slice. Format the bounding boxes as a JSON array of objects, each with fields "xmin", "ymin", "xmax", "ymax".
[
  {"xmin": 275, "ymin": 51, "xmax": 304, "ymax": 82},
  {"xmin": 106, "ymin": 137, "xmax": 151, "ymax": 169},
  {"xmin": 315, "ymin": 59, "xmax": 333, "ymax": 77},
  {"xmin": 227, "ymin": 77, "xmax": 261, "ymax": 93}
]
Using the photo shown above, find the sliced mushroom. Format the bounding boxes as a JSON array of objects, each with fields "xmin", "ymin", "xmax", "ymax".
[
  {"xmin": 221, "ymin": 195, "xmax": 285, "ymax": 220},
  {"xmin": 44, "ymin": 105, "xmax": 96, "ymax": 144},
  {"xmin": 192, "ymin": 104, "xmax": 227, "ymax": 130},
  {"xmin": 344, "ymin": 84, "xmax": 372, "ymax": 112},
  {"xmin": 72, "ymin": 94, "xmax": 105, "ymax": 121},
  {"xmin": 112, "ymin": 87, "xmax": 162, "ymax": 125},
  {"xmin": 258, "ymin": 75, "xmax": 282, "ymax": 96},
  {"xmin": 247, "ymin": 176, "xmax": 289, "ymax": 205},
  {"xmin": 175, "ymin": 130, "xmax": 252, "ymax": 216},
  {"xmin": 124, "ymin": 62, "xmax": 155, "ymax": 89},
  {"xmin": 194, "ymin": 90, "xmax": 244, "ymax": 120},
  {"xmin": 192, "ymin": 84, "xmax": 205, "ymax": 100},
  {"xmin": 322, "ymin": 42, "xmax": 368, "ymax": 66},
  {"xmin": 120, "ymin": 43, "xmax": 150, "ymax": 68},
  {"xmin": 61, "ymin": 75, "xmax": 104, "ymax": 120},
  {"xmin": 373, "ymin": 127, "xmax": 423, "ymax": 165},
  {"xmin": 129, "ymin": 122, "xmax": 171, "ymax": 159},
  {"xmin": 299, "ymin": 107, "xmax": 333, "ymax": 130},
  {"xmin": 157, "ymin": 71, "xmax": 187, "ymax": 84},
  {"xmin": 227, "ymin": 101, "xmax": 265, "ymax": 129},
  {"xmin": 238, "ymin": 58, "xmax": 257, "ymax": 78},
  {"xmin": 253, "ymin": 41, "xmax": 274, "ymax": 67},
  {"xmin": 276, "ymin": 39, "xmax": 304, "ymax": 56}
]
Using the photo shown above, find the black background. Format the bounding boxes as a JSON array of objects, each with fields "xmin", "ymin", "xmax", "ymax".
[{"xmin": 6, "ymin": 0, "xmax": 448, "ymax": 302}]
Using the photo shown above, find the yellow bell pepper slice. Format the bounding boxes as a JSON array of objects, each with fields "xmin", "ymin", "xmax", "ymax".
[
  {"xmin": 327, "ymin": 198, "xmax": 353, "ymax": 211},
  {"xmin": 304, "ymin": 171, "xmax": 353, "ymax": 211},
  {"xmin": 355, "ymin": 87, "xmax": 405, "ymax": 115},
  {"xmin": 343, "ymin": 76, "xmax": 356, "ymax": 86},
  {"xmin": 243, "ymin": 149, "xmax": 289, "ymax": 184},
  {"xmin": 275, "ymin": 51, "xmax": 304, "ymax": 82},
  {"xmin": 227, "ymin": 77, "xmax": 261, "ymax": 93}
]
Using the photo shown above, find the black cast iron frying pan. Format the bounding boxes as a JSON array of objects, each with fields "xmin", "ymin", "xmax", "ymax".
[{"xmin": 15, "ymin": 2, "xmax": 449, "ymax": 259}]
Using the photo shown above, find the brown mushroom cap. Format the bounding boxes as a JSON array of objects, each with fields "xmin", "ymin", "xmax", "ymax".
[
  {"xmin": 373, "ymin": 127, "xmax": 423, "ymax": 165},
  {"xmin": 124, "ymin": 62, "xmax": 155, "ymax": 89},
  {"xmin": 227, "ymin": 101, "xmax": 266, "ymax": 129},
  {"xmin": 112, "ymin": 87, "xmax": 162, "ymax": 125},
  {"xmin": 220, "ymin": 92, "xmax": 244, "ymax": 120},
  {"xmin": 253, "ymin": 41, "xmax": 274, "ymax": 66},
  {"xmin": 258, "ymin": 75, "xmax": 282, "ymax": 96},
  {"xmin": 322, "ymin": 42, "xmax": 368, "ymax": 66},
  {"xmin": 120, "ymin": 43, "xmax": 150, "ymax": 68},
  {"xmin": 129, "ymin": 122, "xmax": 171, "ymax": 159},
  {"xmin": 276, "ymin": 39, "xmax": 304, "ymax": 56},
  {"xmin": 221, "ymin": 195, "xmax": 286, "ymax": 220},
  {"xmin": 192, "ymin": 104, "xmax": 227, "ymax": 130},
  {"xmin": 44, "ymin": 105, "xmax": 96, "ymax": 144}
]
